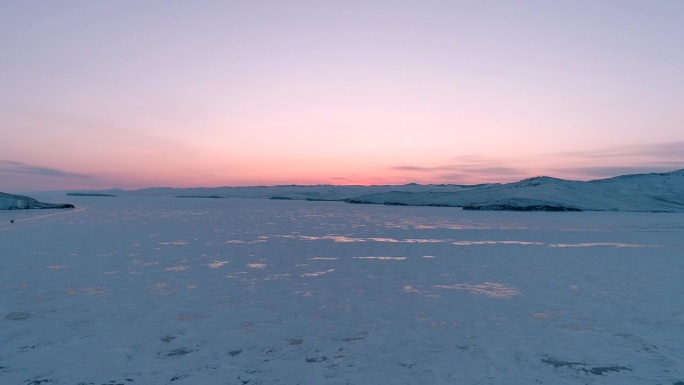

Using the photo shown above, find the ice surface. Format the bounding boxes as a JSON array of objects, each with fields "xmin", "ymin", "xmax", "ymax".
[{"xmin": 1, "ymin": 197, "xmax": 684, "ymax": 384}]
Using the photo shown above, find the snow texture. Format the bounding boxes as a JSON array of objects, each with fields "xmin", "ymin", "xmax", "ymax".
[{"xmin": 1, "ymin": 196, "xmax": 684, "ymax": 384}]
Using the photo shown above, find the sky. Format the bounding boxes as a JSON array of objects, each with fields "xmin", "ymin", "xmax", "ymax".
[{"xmin": 1, "ymin": 1, "xmax": 683, "ymax": 192}]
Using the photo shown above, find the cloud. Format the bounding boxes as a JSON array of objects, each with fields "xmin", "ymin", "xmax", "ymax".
[
  {"xmin": 555, "ymin": 165, "xmax": 684, "ymax": 179},
  {"xmin": 391, "ymin": 165, "xmax": 455, "ymax": 172},
  {"xmin": 388, "ymin": 142, "xmax": 684, "ymax": 184},
  {"xmin": 550, "ymin": 142, "xmax": 684, "ymax": 179},
  {"xmin": 390, "ymin": 156, "xmax": 529, "ymax": 184},
  {"xmin": 553, "ymin": 142, "xmax": 684, "ymax": 161},
  {"xmin": 392, "ymin": 161, "xmax": 523, "ymax": 177},
  {"xmin": 0, "ymin": 160, "xmax": 94, "ymax": 180}
]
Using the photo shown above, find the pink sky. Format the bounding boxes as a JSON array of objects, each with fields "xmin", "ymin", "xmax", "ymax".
[{"xmin": 1, "ymin": 1, "xmax": 683, "ymax": 192}]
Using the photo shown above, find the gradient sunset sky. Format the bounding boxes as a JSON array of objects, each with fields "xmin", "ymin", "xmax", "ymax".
[{"xmin": 2, "ymin": 1, "xmax": 683, "ymax": 192}]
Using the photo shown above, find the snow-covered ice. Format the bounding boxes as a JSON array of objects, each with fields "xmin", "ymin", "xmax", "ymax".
[{"xmin": 2, "ymin": 196, "xmax": 684, "ymax": 384}]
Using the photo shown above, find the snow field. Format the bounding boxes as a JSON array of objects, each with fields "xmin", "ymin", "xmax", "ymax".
[{"xmin": 1, "ymin": 197, "xmax": 684, "ymax": 384}]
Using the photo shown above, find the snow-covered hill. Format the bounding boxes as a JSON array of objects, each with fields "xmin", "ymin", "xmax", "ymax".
[
  {"xmin": 347, "ymin": 170, "xmax": 684, "ymax": 212},
  {"xmin": 64, "ymin": 169, "xmax": 684, "ymax": 212},
  {"xmin": 70, "ymin": 183, "xmax": 494, "ymax": 201},
  {"xmin": 0, "ymin": 192, "xmax": 75, "ymax": 210}
]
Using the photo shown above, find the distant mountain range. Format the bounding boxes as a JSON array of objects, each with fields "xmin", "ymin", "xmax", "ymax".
[
  {"xmin": 62, "ymin": 169, "xmax": 684, "ymax": 212},
  {"xmin": 5, "ymin": 169, "xmax": 683, "ymax": 212}
]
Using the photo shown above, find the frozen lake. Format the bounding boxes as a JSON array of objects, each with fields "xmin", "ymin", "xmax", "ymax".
[{"xmin": 2, "ymin": 197, "xmax": 684, "ymax": 384}]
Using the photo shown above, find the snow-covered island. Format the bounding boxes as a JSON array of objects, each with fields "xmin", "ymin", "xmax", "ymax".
[
  {"xmin": 0, "ymin": 192, "xmax": 75, "ymax": 210},
  {"xmin": 68, "ymin": 169, "xmax": 684, "ymax": 212}
]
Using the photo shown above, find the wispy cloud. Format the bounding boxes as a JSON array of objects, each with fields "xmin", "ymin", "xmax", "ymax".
[
  {"xmin": 391, "ymin": 165, "xmax": 454, "ymax": 172},
  {"xmin": 550, "ymin": 142, "xmax": 684, "ymax": 179},
  {"xmin": 0, "ymin": 160, "xmax": 94, "ymax": 180},
  {"xmin": 388, "ymin": 142, "xmax": 684, "ymax": 184},
  {"xmin": 555, "ymin": 165, "xmax": 684, "ymax": 180},
  {"xmin": 390, "ymin": 156, "xmax": 529, "ymax": 183},
  {"xmin": 554, "ymin": 142, "xmax": 684, "ymax": 160}
]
